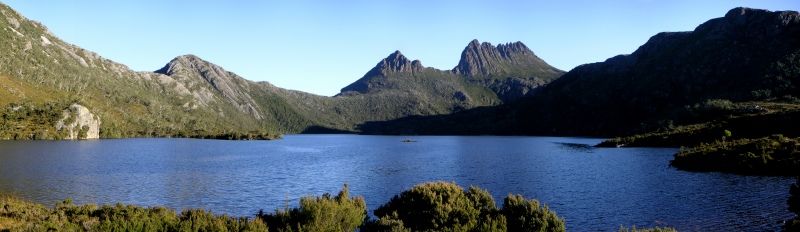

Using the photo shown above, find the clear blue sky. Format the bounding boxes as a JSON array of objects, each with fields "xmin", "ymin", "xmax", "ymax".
[{"xmin": 3, "ymin": 1, "xmax": 798, "ymax": 96}]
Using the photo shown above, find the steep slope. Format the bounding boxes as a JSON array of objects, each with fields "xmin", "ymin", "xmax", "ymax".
[
  {"xmin": 0, "ymin": 3, "xmax": 281, "ymax": 139},
  {"xmin": 360, "ymin": 7, "xmax": 800, "ymax": 136},
  {"xmin": 155, "ymin": 55, "xmax": 264, "ymax": 120},
  {"xmin": 340, "ymin": 51, "xmax": 425, "ymax": 94},
  {"xmin": 531, "ymin": 7, "xmax": 800, "ymax": 135}
]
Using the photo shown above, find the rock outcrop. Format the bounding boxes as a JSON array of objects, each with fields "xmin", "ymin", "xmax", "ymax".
[{"xmin": 55, "ymin": 104, "xmax": 100, "ymax": 139}]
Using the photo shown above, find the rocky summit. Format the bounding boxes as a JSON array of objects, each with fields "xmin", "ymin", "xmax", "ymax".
[
  {"xmin": 340, "ymin": 51, "xmax": 425, "ymax": 94},
  {"xmin": 453, "ymin": 39, "xmax": 562, "ymax": 78}
]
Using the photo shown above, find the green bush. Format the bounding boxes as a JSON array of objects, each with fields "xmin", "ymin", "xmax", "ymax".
[
  {"xmin": 366, "ymin": 181, "xmax": 563, "ymax": 232},
  {"xmin": 503, "ymin": 194, "xmax": 564, "ymax": 232},
  {"xmin": 0, "ymin": 197, "xmax": 267, "ymax": 232},
  {"xmin": 259, "ymin": 183, "xmax": 366, "ymax": 232}
]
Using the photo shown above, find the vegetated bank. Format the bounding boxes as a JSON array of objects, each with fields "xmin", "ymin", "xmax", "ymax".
[
  {"xmin": 0, "ymin": 182, "xmax": 678, "ymax": 232},
  {"xmin": 596, "ymin": 100, "xmax": 800, "ymax": 176}
]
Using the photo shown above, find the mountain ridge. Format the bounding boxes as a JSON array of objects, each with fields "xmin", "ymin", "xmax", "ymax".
[
  {"xmin": 340, "ymin": 40, "xmax": 564, "ymax": 98},
  {"xmin": 0, "ymin": 1, "xmax": 563, "ymax": 138},
  {"xmin": 359, "ymin": 7, "xmax": 800, "ymax": 136}
]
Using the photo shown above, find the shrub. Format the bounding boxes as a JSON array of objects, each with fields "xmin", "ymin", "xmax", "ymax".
[
  {"xmin": 260, "ymin": 183, "xmax": 367, "ymax": 232},
  {"xmin": 503, "ymin": 194, "xmax": 564, "ymax": 232},
  {"xmin": 366, "ymin": 181, "xmax": 563, "ymax": 232},
  {"xmin": 0, "ymin": 197, "xmax": 267, "ymax": 232}
]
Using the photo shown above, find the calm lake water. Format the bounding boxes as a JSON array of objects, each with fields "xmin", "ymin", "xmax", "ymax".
[{"xmin": 0, "ymin": 135, "xmax": 793, "ymax": 231}]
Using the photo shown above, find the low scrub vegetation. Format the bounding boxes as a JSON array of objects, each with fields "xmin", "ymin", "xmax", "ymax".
[
  {"xmin": 258, "ymin": 184, "xmax": 366, "ymax": 232},
  {"xmin": 0, "ymin": 182, "xmax": 679, "ymax": 231},
  {"xmin": 0, "ymin": 198, "xmax": 267, "ymax": 231}
]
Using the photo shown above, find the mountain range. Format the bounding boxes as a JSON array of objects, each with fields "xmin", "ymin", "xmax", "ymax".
[
  {"xmin": 360, "ymin": 7, "xmax": 800, "ymax": 136},
  {"xmin": 1, "ymin": 4, "xmax": 798, "ymax": 139},
  {"xmin": 0, "ymin": 2, "xmax": 562, "ymax": 139}
]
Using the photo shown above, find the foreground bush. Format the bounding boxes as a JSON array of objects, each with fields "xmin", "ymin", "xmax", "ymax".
[
  {"xmin": 365, "ymin": 181, "xmax": 564, "ymax": 232},
  {"xmin": 259, "ymin": 184, "xmax": 367, "ymax": 232},
  {"xmin": 0, "ymin": 198, "xmax": 267, "ymax": 231}
]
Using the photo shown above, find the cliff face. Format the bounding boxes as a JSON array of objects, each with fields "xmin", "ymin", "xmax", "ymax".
[
  {"xmin": 55, "ymin": 104, "xmax": 100, "ymax": 139},
  {"xmin": 453, "ymin": 40, "xmax": 557, "ymax": 77}
]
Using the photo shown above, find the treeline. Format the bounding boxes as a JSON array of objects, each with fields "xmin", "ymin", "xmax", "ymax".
[
  {"xmin": 0, "ymin": 99, "xmax": 282, "ymax": 141},
  {"xmin": 0, "ymin": 182, "xmax": 678, "ymax": 231}
]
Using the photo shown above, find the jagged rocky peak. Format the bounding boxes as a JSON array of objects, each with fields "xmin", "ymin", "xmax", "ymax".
[
  {"xmin": 154, "ymin": 54, "xmax": 264, "ymax": 119},
  {"xmin": 375, "ymin": 50, "xmax": 425, "ymax": 74},
  {"xmin": 339, "ymin": 51, "xmax": 426, "ymax": 94},
  {"xmin": 453, "ymin": 39, "xmax": 544, "ymax": 77}
]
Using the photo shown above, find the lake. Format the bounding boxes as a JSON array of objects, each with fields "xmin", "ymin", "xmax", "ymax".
[{"xmin": 0, "ymin": 135, "xmax": 794, "ymax": 231}]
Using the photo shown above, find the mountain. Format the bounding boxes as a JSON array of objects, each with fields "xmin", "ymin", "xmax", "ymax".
[
  {"xmin": 531, "ymin": 7, "xmax": 800, "ymax": 135},
  {"xmin": 0, "ymin": 2, "xmax": 562, "ymax": 139},
  {"xmin": 0, "ymin": 2, "xmax": 295, "ymax": 139},
  {"xmin": 360, "ymin": 7, "xmax": 800, "ymax": 136},
  {"xmin": 340, "ymin": 41, "xmax": 563, "ymax": 102}
]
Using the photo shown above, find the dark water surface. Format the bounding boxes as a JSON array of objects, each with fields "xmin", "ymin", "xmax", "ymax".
[{"xmin": 0, "ymin": 135, "xmax": 793, "ymax": 231}]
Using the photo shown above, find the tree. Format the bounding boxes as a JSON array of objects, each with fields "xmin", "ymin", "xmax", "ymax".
[{"xmin": 722, "ymin": 129, "xmax": 732, "ymax": 148}]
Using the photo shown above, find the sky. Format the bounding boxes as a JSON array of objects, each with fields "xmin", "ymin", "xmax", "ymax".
[{"xmin": 3, "ymin": 1, "xmax": 798, "ymax": 96}]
